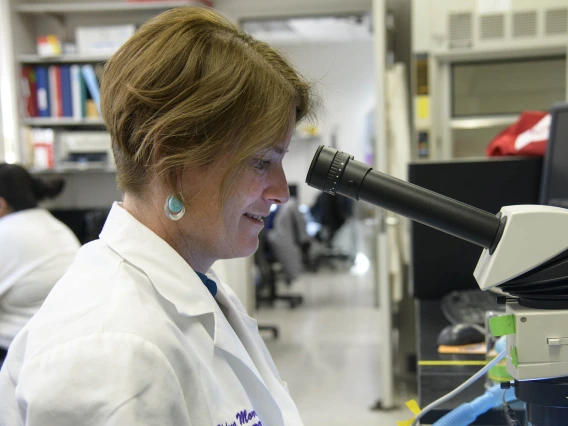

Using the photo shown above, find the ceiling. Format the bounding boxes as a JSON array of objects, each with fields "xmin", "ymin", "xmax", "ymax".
[{"xmin": 241, "ymin": 14, "xmax": 373, "ymax": 44}]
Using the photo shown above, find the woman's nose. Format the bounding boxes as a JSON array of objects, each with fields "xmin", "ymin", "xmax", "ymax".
[{"xmin": 265, "ymin": 167, "xmax": 290, "ymax": 205}]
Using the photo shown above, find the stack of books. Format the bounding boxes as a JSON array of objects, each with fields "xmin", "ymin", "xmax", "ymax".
[{"xmin": 20, "ymin": 64, "xmax": 102, "ymax": 120}]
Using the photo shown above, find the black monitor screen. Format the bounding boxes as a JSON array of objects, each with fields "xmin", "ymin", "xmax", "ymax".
[{"xmin": 540, "ymin": 105, "xmax": 568, "ymax": 208}]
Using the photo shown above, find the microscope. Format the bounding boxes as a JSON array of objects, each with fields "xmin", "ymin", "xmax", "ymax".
[{"xmin": 306, "ymin": 145, "xmax": 568, "ymax": 426}]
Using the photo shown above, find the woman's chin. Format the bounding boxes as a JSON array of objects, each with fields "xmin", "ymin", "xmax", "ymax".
[{"xmin": 237, "ymin": 238, "xmax": 260, "ymax": 258}]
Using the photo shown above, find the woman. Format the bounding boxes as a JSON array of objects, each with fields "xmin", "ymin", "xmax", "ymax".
[
  {"xmin": 0, "ymin": 6, "xmax": 314, "ymax": 426},
  {"xmin": 0, "ymin": 164, "xmax": 80, "ymax": 363}
]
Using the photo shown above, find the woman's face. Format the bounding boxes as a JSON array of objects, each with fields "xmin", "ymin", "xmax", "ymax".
[{"xmin": 177, "ymin": 136, "xmax": 292, "ymax": 270}]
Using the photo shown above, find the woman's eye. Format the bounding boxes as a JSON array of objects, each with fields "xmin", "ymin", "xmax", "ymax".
[{"xmin": 253, "ymin": 159, "xmax": 271, "ymax": 171}]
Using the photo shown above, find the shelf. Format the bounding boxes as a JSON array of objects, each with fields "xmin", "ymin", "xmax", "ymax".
[
  {"xmin": 18, "ymin": 54, "xmax": 110, "ymax": 64},
  {"xmin": 15, "ymin": 1, "xmax": 201, "ymax": 14},
  {"xmin": 450, "ymin": 115, "xmax": 519, "ymax": 130},
  {"xmin": 23, "ymin": 118, "xmax": 106, "ymax": 127}
]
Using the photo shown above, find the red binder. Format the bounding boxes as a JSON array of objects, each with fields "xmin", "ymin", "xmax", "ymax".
[{"xmin": 20, "ymin": 66, "xmax": 38, "ymax": 117}]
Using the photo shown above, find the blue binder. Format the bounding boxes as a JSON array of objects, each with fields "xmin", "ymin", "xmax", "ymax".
[
  {"xmin": 60, "ymin": 65, "xmax": 72, "ymax": 117},
  {"xmin": 81, "ymin": 65, "xmax": 101, "ymax": 115},
  {"xmin": 35, "ymin": 66, "xmax": 50, "ymax": 117}
]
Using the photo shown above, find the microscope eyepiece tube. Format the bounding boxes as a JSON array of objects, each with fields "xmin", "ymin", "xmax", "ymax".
[{"xmin": 306, "ymin": 145, "xmax": 503, "ymax": 250}]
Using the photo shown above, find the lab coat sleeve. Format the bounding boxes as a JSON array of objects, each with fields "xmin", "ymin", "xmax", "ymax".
[{"xmin": 14, "ymin": 332, "xmax": 192, "ymax": 426}]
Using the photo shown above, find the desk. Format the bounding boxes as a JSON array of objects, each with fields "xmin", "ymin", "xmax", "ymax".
[{"xmin": 416, "ymin": 300, "xmax": 526, "ymax": 425}]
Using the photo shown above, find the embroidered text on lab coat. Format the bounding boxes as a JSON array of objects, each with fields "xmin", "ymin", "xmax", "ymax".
[{"xmin": 218, "ymin": 408, "xmax": 262, "ymax": 426}]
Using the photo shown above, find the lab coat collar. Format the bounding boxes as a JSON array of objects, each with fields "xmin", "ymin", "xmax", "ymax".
[{"xmin": 99, "ymin": 202, "xmax": 217, "ymax": 318}]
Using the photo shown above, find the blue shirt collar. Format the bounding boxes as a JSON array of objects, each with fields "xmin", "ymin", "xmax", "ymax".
[{"xmin": 195, "ymin": 271, "xmax": 218, "ymax": 297}]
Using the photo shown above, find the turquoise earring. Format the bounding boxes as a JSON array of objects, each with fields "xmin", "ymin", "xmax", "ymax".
[{"xmin": 164, "ymin": 195, "xmax": 185, "ymax": 221}]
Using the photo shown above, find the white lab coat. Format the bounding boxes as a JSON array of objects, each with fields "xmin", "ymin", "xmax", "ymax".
[
  {"xmin": 0, "ymin": 203, "xmax": 303, "ymax": 426},
  {"xmin": 0, "ymin": 208, "xmax": 80, "ymax": 349}
]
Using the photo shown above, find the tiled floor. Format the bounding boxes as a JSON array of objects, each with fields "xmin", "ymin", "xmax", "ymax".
[{"xmin": 256, "ymin": 221, "xmax": 414, "ymax": 426}]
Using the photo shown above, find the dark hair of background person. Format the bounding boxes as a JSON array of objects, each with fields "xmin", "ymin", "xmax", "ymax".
[{"xmin": 0, "ymin": 164, "xmax": 66, "ymax": 212}]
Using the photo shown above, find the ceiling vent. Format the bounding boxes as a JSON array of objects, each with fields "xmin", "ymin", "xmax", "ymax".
[
  {"xmin": 546, "ymin": 8, "xmax": 568, "ymax": 35},
  {"xmin": 449, "ymin": 12, "xmax": 473, "ymax": 48},
  {"xmin": 513, "ymin": 11, "xmax": 538, "ymax": 38},
  {"xmin": 480, "ymin": 14, "xmax": 505, "ymax": 40}
]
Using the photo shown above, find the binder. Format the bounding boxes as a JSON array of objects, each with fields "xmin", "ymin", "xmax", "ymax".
[
  {"xmin": 70, "ymin": 65, "xmax": 83, "ymax": 119},
  {"xmin": 20, "ymin": 66, "xmax": 38, "ymax": 117},
  {"xmin": 35, "ymin": 66, "xmax": 50, "ymax": 117},
  {"xmin": 48, "ymin": 65, "xmax": 62, "ymax": 118},
  {"xmin": 81, "ymin": 64, "xmax": 101, "ymax": 115},
  {"xmin": 60, "ymin": 65, "xmax": 73, "ymax": 117}
]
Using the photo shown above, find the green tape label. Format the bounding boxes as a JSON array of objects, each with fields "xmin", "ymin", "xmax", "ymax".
[
  {"xmin": 489, "ymin": 364, "xmax": 513, "ymax": 382},
  {"xmin": 489, "ymin": 314, "xmax": 516, "ymax": 336},
  {"xmin": 511, "ymin": 346, "xmax": 519, "ymax": 369}
]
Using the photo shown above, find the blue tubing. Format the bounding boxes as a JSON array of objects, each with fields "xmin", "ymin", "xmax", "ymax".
[{"xmin": 432, "ymin": 385, "xmax": 515, "ymax": 426}]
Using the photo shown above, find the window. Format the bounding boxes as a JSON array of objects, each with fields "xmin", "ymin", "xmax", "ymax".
[{"xmin": 452, "ymin": 57, "xmax": 566, "ymax": 117}]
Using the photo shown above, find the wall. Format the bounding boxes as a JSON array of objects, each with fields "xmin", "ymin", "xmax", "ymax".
[
  {"xmin": 0, "ymin": 6, "xmax": 3, "ymax": 162},
  {"xmin": 0, "ymin": 84, "xmax": 3, "ymax": 161},
  {"xmin": 275, "ymin": 41, "xmax": 376, "ymax": 206},
  {"xmin": 216, "ymin": 0, "xmax": 372, "ymax": 22},
  {"xmin": 387, "ymin": 0, "xmax": 412, "ymax": 128},
  {"xmin": 0, "ymin": 0, "xmax": 17, "ymax": 163}
]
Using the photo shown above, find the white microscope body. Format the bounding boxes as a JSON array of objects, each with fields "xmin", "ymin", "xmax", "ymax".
[{"xmin": 474, "ymin": 205, "xmax": 568, "ymax": 382}]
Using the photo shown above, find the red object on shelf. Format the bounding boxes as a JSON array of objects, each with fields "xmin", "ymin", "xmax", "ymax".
[
  {"xmin": 31, "ymin": 129, "xmax": 55, "ymax": 170},
  {"xmin": 486, "ymin": 111, "xmax": 550, "ymax": 157},
  {"xmin": 21, "ymin": 66, "xmax": 39, "ymax": 117},
  {"xmin": 33, "ymin": 142, "xmax": 55, "ymax": 169}
]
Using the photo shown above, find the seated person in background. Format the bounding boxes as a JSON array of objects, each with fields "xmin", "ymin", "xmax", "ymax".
[
  {"xmin": 0, "ymin": 164, "xmax": 80, "ymax": 363},
  {"xmin": 268, "ymin": 195, "xmax": 311, "ymax": 283},
  {"xmin": 310, "ymin": 192, "xmax": 353, "ymax": 247}
]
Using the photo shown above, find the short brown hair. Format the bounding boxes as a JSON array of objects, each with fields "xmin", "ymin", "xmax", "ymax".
[{"xmin": 101, "ymin": 6, "xmax": 314, "ymax": 202}]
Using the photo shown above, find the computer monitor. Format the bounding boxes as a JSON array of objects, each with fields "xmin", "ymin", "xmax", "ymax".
[
  {"xmin": 540, "ymin": 103, "xmax": 568, "ymax": 208},
  {"xmin": 409, "ymin": 157, "xmax": 542, "ymax": 299}
]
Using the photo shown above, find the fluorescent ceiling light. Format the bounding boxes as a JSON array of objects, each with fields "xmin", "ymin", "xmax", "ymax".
[{"xmin": 242, "ymin": 14, "xmax": 372, "ymax": 44}]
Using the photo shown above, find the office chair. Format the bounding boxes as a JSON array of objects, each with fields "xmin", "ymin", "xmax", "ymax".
[{"xmin": 255, "ymin": 229, "xmax": 303, "ymax": 309}]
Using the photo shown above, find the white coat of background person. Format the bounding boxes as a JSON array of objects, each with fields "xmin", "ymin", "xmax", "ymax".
[
  {"xmin": 0, "ymin": 7, "xmax": 316, "ymax": 426},
  {"xmin": 268, "ymin": 197, "xmax": 311, "ymax": 283},
  {"xmin": 0, "ymin": 164, "xmax": 80, "ymax": 360}
]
